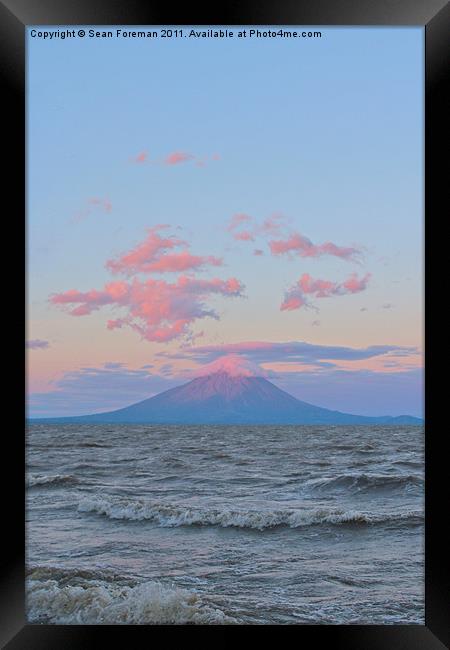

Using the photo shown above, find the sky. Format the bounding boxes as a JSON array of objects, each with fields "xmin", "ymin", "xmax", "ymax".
[{"xmin": 26, "ymin": 26, "xmax": 424, "ymax": 418}]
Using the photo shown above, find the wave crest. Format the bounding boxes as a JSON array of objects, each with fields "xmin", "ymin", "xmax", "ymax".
[
  {"xmin": 27, "ymin": 474, "xmax": 77, "ymax": 488},
  {"xmin": 305, "ymin": 473, "xmax": 423, "ymax": 493},
  {"xmin": 77, "ymin": 496, "xmax": 423, "ymax": 530},
  {"xmin": 27, "ymin": 567, "xmax": 235, "ymax": 625}
]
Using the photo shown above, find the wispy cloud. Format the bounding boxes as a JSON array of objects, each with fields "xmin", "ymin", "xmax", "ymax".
[
  {"xmin": 106, "ymin": 226, "xmax": 222, "ymax": 276},
  {"xmin": 26, "ymin": 339, "xmax": 50, "ymax": 350},
  {"xmin": 72, "ymin": 197, "xmax": 112, "ymax": 222},
  {"xmin": 27, "ymin": 362, "xmax": 178, "ymax": 417},
  {"xmin": 281, "ymin": 273, "xmax": 371, "ymax": 311},
  {"xmin": 270, "ymin": 233, "xmax": 361, "ymax": 262},
  {"xmin": 164, "ymin": 151, "xmax": 195, "ymax": 165},
  {"xmin": 260, "ymin": 214, "xmax": 287, "ymax": 236},
  {"xmin": 130, "ymin": 150, "xmax": 220, "ymax": 168},
  {"xmin": 227, "ymin": 213, "xmax": 288, "ymax": 238},
  {"xmin": 131, "ymin": 150, "xmax": 148, "ymax": 164},
  {"xmin": 226, "ymin": 212, "xmax": 285, "ymax": 242},
  {"xmin": 226, "ymin": 212, "xmax": 362, "ymax": 262},
  {"xmin": 158, "ymin": 339, "xmax": 419, "ymax": 368},
  {"xmin": 227, "ymin": 213, "xmax": 252, "ymax": 233},
  {"xmin": 227, "ymin": 213, "xmax": 255, "ymax": 241}
]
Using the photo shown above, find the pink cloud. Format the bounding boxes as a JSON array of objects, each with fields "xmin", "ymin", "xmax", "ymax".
[
  {"xmin": 233, "ymin": 231, "xmax": 254, "ymax": 242},
  {"xmin": 164, "ymin": 151, "xmax": 194, "ymax": 165},
  {"xmin": 318, "ymin": 242, "xmax": 359, "ymax": 259},
  {"xmin": 50, "ymin": 276, "xmax": 244, "ymax": 343},
  {"xmin": 269, "ymin": 233, "xmax": 312, "ymax": 255},
  {"xmin": 88, "ymin": 197, "xmax": 112, "ymax": 213},
  {"xmin": 280, "ymin": 272, "xmax": 371, "ymax": 311},
  {"xmin": 132, "ymin": 151, "xmax": 148, "ymax": 164},
  {"xmin": 226, "ymin": 213, "xmax": 257, "ymax": 242},
  {"xmin": 50, "ymin": 282, "xmax": 129, "ymax": 316},
  {"xmin": 72, "ymin": 197, "xmax": 112, "ymax": 222},
  {"xmin": 342, "ymin": 273, "xmax": 372, "ymax": 293},
  {"xmin": 227, "ymin": 212, "xmax": 290, "ymax": 242},
  {"xmin": 106, "ymin": 226, "xmax": 222, "ymax": 276},
  {"xmin": 131, "ymin": 150, "xmax": 219, "ymax": 167},
  {"xmin": 106, "ymin": 226, "xmax": 181, "ymax": 275},
  {"xmin": 140, "ymin": 252, "xmax": 222, "ymax": 273},
  {"xmin": 269, "ymin": 233, "xmax": 360, "ymax": 262},
  {"xmin": 298, "ymin": 275, "xmax": 330, "ymax": 295},
  {"xmin": 260, "ymin": 214, "xmax": 287, "ymax": 236},
  {"xmin": 225, "ymin": 212, "xmax": 361, "ymax": 262},
  {"xmin": 280, "ymin": 294, "xmax": 308, "ymax": 311},
  {"xmin": 227, "ymin": 213, "xmax": 252, "ymax": 231}
]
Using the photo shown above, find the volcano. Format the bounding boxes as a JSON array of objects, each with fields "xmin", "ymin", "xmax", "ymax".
[{"xmin": 33, "ymin": 371, "xmax": 422, "ymax": 425}]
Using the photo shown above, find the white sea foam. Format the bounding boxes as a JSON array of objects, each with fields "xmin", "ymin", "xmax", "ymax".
[
  {"xmin": 27, "ymin": 568, "xmax": 236, "ymax": 625},
  {"xmin": 27, "ymin": 474, "xmax": 77, "ymax": 488},
  {"xmin": 77, "ymin": 495, "xmax": 423, "ymax": 530}
]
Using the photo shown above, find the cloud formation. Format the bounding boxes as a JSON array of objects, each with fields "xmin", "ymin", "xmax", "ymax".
[
  {"xmin": 260, "ymin": 214, "xmax": 286, "ymax": 236},
  {"xmin": 26, "ymin": 339, "xmax": 50, "ymax": 350},
  {"xmin": 27, "ymin": 362, "xmax": 178, "ymax": 417},
  {"xmin": 157, "ymin": 339, "xmax": 418, "ymax": 369},
  {"xmin": 130, "ymin": 149, "xmax": 221, "ymax": 168},
  {"xmin": 50, "ymin": 275, "xmax": 244, "ymax": 343},
  {"xmin": 226, "ymin": 213, "xmax": 362, "ymax": 262},
  {"xmin": 269, "ymin": 233, "xmax": 360, "ymax": 262},
  {"xmin": 226, "ymin": 214, "xmax": 255, "ymax": 241},
  {"xmin": 132, "ymin": 151, "xmax": 148, "ymax": 164},
  {"xmin": 163, "ymin": 151, "xmax": 220, "ymax": 167},
  {"xmin": 106, "ymin": 226, "xmax": 222, "ymax": 276},
  {"xmin": 164, "ymin": 151, "xmax": 194, "ymax": 165},
  {"xmin": 280, "ymin": 272, "xmax": 371, "ymax": 311}
]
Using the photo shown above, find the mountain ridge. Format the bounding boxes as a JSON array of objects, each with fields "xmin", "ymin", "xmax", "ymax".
[{"xmin": 29, "ymin": 371, "xmax": 423, "ymax": 425}]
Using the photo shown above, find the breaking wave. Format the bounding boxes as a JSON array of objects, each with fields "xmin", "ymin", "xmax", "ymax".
[
  {"xmin": 27, "ymin": 566, "xmax": 236, "ymax": 625},
  {"xmin": 304, "ymin": 473, "xmax": 423, "ymax": 493},
  {"xmin": 27, "ymin": 474, "xmax": 78, "ymax": 488},
  {"xmin": 77, "ymin": 495, "xmax": 423, "ymax": 530}
]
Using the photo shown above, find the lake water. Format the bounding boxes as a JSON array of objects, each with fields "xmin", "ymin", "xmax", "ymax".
[{"xmin": 26, "ymin": 423, "xmax": 424, "ymax": 624}]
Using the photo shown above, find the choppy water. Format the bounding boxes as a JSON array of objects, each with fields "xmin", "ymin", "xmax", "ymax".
[{"xmin": 26, "ymin": 424, "xmax": 424, "ymax": 625}]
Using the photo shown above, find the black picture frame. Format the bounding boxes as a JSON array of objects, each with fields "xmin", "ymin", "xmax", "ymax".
[{"xmin": 3, "ymin": 0, "xmax": 448, "ymax": 645}]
